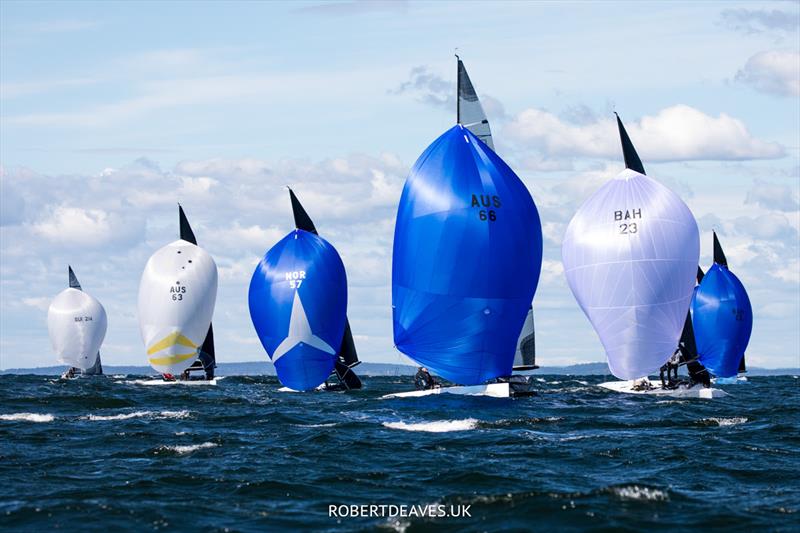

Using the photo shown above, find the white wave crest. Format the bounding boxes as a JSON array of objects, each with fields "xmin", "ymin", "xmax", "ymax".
[
  {"xmin": 704, "ymin": 417, "xmax": 748, "ymax": 427},
  {"xmin": 162, "ymin": 442, "xmax": 218, "ymax": 455},
  {"xmin": 613, "ymin": 486, "xmax": 669, "ymax": 501},
  {"xmin": 0, "ymin": 413, "xmax": 55, "ymax": 423},
  {"xmin": 383, "ymin": 418, "xmax": 478, "ymax": 433},
  {"xmin": 86, "ymin": 410, "xmax": 190, "ymax": 421}
]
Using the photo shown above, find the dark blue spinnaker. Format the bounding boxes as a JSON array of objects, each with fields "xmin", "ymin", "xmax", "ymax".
[
  {"xmin": 249, "ymin": 230, "xmax": 348, "ymax": 391},
  {"xmin": 391, "ymin": 125, "xmax": 543, "ymax": 385},
  {"xmin": 691, "ymin": 233, "xmax": 753, "ymax": 378}
]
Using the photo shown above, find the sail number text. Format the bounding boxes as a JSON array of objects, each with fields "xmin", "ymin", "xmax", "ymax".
[
  {"xmin": 170, "ymin": 284, "xmax": 186, "ymax": 301},
  {"xmin": 74, "ymin": 316, "xmax": 93, "ymax": 322},
  {"xmin": 471, "ymin": 194, "xmax": 501, "ymax": 222},
  {"xmin": 615, "ymin": 209, "xmax": 641, "ymax": 235},
  {"xmin": 285, "ymin": 270, "xmax": 306, "ymax": 289}
]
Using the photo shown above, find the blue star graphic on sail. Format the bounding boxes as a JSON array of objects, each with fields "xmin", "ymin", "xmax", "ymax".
[{"xmin": 273, "ymin": 291, "xmax": 335, "ymax": 362}]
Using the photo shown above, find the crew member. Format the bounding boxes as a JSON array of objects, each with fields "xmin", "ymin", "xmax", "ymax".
[{"xmin": 414, "ymin": 367, "xmax": 435, "ymax": 390}]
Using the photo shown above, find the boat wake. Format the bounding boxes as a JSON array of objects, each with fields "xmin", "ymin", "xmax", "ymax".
[
  {"xmin": 86, "ymin": 410, "xmax": 191, "ymax": 421},
  {"xmin": 699, "ymin": 417, "xmax": 748, "ymax": 427},
  {"xmin": 610, "ymin": 485, "xmax": 670, "ymax": 501},
  {"xmin": 157, "ymin": 442, "xmax": 218, "ymax": 455},
  {"xmin": 0, "ymin": 412, "xmax": 55, "ymax": 423},
  {"xmin": 382, "ymin": 418, "xmax": 479, "ymax": 433}
]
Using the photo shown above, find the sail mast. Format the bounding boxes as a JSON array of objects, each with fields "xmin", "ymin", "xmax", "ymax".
[
  {"xmin": 615, "ymin": 113, "xmax": 646, "ymax": 175},
  {"xmin": 456, "ymin": 54, "xmax": 461, "ymax": 124}
]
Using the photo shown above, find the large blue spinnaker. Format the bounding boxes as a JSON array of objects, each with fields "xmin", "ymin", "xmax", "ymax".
[
  {"xmin": 249, "ymin": 230, "xmax": 348, "ymax": 391},
  {"xmin": 392, "ymin": 125, "xmax": 543, "ymax": 385},
  {"xmin": 691, "ymin": 233, "xmax": 752, "ymax": 378}
]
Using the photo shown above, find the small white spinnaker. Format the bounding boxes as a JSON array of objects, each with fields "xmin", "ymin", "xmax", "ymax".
[{"xmin": 48, "ymin": 266, "xmax": 107, "ymax": 371}]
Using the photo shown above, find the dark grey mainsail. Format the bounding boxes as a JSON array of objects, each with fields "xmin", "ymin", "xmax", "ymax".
[
  {"xmin": 178, "ymin": 205, "xmax": 215, "ymax": 380},
  {"xmin": 67, "ymin": 266, "xmax": 103, "ymax": 376},
  {"xmin": 676, "ymin": 265, "xmax": 709, "ymax": 385},
  {"xmin": 615, "ymin": 112, "xmax": 645, "ymax": 175},
  {"xmin": 513, "ymin": 307, "xmax": 538, "ymax": 370},
  {"xmin": 713, "ymin": 231, "xmax": 728, "ymax": 267},
  {"xmin": 288, "ymin": 188, "xmax": 362, "ymax": 390},
  {"xmin": 456, "ymin": 56, "xmax": 494, "ymax": 150}
]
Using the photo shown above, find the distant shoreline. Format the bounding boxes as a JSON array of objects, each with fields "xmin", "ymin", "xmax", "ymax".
[{"xmin": 2, "ymin": 361, "xmax": 797, "ymax": 377}]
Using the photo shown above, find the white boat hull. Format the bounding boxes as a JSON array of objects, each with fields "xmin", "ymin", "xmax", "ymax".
[
  {"xmin": 712, "ymin": 375, "xmax": 748, "ymax": 385},
  {"xmin": 130, "ymin": 377, "xmax": 221, "ymax": 386},
  {"xmin": 598, "ymin": 379, "xmax": 727, "ymax": 399},
  {"xmin": 382, "ymin": 383, "xmax": 511, "ymax": 399}
]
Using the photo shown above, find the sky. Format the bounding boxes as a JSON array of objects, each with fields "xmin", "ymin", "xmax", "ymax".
[{"xmin": 1, "ymin": 0, "xmax": 798, "ymax": 370}]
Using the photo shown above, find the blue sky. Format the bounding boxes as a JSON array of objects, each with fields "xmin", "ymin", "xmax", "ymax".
[{"xmin": 1, "ymin": 0, "xmax": 798, "ymax": 369}]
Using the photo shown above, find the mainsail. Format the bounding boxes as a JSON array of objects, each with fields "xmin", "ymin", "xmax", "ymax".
[
  {"xmin": 677, "ymin": 266, "xmax": 710, "ymax": 384},
  {"xmin": 513, "ymin": 307, "xmax": 538, "ymax": 370},
  {"xmin": 691, "ymin": 232, "xmax": 753, "ymax": 378},
  {"xmin": 48, "ymin": 266, "xmax": 108, "ymax": 372},
  {"xmin": 138, "ymin": 206, "xmax": 218, "ymax": 377},
  {"xmin": 457, "ymin": 57, "xmax": 537, "ymax": 370},
  {"xmin": 562, "ymin": 113, "xmax": 700, "ymax": 380},
  {"xmin": 392, "ymin": 124, "xmax": 543, "ymax": 385},
  {"xmin": 457, "ymin": 56, "xmax": 494, "ymax": 150},
  {"xmin": 288, "ymin": 189, "xmax": 361, "ymax": 388},
  {"xmin": 249, "ymin": 229, "xmax": 348, "ymax": 391},
  {"xmin": 178, "ymin": 205, "xmax": 216, "ymax": 379}
]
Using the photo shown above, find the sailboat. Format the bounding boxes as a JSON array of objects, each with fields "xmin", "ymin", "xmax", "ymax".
[
  {"xmin": 287, "ymin": 188, "xmax": 362, "ymax": 390},
  {"xmin": 563, "ymin": 113, "xmax": 723, "ymax": 398},
  {"xmin": 456, "ymin": 55, "xmax": 539, "ymax": 370},
  {"xmin": 248, "ymin": 202, "xmax": 349, "ymax": 392},
  {"xmin": 385, "ymin": 57, "xmax": 543, "ymax": 399},
  {"xmin": 136, "ymin": 205, "xmax": 218, "ymax": 385},
  {"xmin": 48, "ymin": 266, "xmax": 107, "ymax": 378},
  {"xmin": 693, "ymin": 232, "xmax": 753, "ymax": 383}
]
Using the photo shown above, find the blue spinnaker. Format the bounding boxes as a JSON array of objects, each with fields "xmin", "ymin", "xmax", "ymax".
[
  {"xmin": 249, "ymin": 230, "xmax": 348, "ymax": 391},
  {"xmin": 692, "ymin": 264, "xmax": 752, "ymax": 378},
  {"xmin": 392, "ymin": 125, "xmax": 543, "ymax": 385}
]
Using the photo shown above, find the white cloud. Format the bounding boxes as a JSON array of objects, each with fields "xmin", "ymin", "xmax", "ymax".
[
  {"xmin": 720, "ymin": 8, "xmax": 800, "ymax": 35},
  {"xmin": 33, "ymin": 206, "xmax": 145, "ymax": 248},
  {"xmin": 746, "ymin": 178, "xmax": 800, "ymax": 212},
  {"xmin": 504, "ymin": 104, "xmax": 785, "ymax": 162},
  {"xmin": 735, "ymin": 50, "xmax": 800, "ymax": 97}
]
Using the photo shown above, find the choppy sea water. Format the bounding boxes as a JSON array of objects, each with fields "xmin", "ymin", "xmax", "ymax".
[{"xmin": 1, "ymin": 374, "xmax": 798, "ymax": 531}]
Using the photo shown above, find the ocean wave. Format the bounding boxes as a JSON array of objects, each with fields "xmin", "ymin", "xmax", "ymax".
[
  {"xmin": 0, "ymin": 412, "xmax": 55, "ymax": 423},
  {"xmin": 611, "ymin": 485, "xmax": 669, "ymax": 501},
  {"xmin": 86, "ymin": 410, "xmax": 190, "ymax": 421},
  {"xmin": 159, "ymin": 442, "xmax": 218, "ymax": 455},
  {"xmin": 383, "ymin": 418, "xmax": 478, "ymax": 433},
  {"xmin": 700, "ymin": 417, "xmax": 748, "ymax": 427}
]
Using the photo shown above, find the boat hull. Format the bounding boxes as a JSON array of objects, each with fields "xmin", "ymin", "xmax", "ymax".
[
  {"xmin": 129, "ymin": 378, "xmax": 220, "ymax": 386},
  {"xmin": 382, "ymin": 383, "xmax": 512, "ymax": 399},
  {"xmin": 598, "ymin": 379, "xmax": 727, "ymax": 399}
]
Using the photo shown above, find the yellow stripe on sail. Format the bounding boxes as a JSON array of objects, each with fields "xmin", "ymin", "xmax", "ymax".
[
  {"xmin": 146, "ymin": 332, "xmax": 198, "ymax": 356},
  {"xmin": 149, "ymin": 352, "xmax": 198, "ymax": 366}
]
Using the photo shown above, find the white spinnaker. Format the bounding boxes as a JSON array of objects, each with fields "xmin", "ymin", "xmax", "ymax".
[
  {"xmin": 138, "ymin": 239, "xmax": 217, "ymax": 375},
  {"xmin": 48, "ymin": 288, "xmax": 107, "ymax": 370},
  {"xmin": 562, "ymin": 168, "xmax": 699, "ymax": 380}
]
